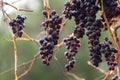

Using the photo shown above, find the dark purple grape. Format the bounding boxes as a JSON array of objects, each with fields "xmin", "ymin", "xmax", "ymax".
[
  {"xmin": 9, "ymin": 15, "xmax": 26, "ymax": 37},
  {"xmin": 40, "ymin": 10, "xmax": 62, "ymax": 66},
  {"xmin": 100, "ymin": 37, "xmax": 118, "ymax": 70},
  {"xmin": 63, "ymin": 36, "xmax": 80, "ymax": 71}
]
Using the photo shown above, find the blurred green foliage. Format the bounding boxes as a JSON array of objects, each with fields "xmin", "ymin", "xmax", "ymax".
[{"xmin": 0, "ymin": 0, "xmax": 118, "ymax": 80}]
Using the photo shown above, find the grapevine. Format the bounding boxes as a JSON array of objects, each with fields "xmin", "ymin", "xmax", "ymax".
[{"xmin": 0, "ymin": 0, "xmax": 120, "ymax": 80}]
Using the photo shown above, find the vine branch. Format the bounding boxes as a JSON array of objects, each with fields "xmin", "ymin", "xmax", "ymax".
[{"xmin": 13, "ymin": 37, "xmax": 18, "ymax": 80}]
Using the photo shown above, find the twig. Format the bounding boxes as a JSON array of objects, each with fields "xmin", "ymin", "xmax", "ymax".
[
  {"xmin": 18, "ymin": 9, "xmax": 33, "ymax": 12},
  {"xmin": 18, "ymin": 52, "xmax": 39, "ymax": 79},
  {"xmin": 112, "ymin": 25, "xmax": 120, "ymax": 79},
  {"xmin": 44, "ymin": 0, "xmax": 50, "ymax": 10},
  {"xmin": 56, "ymin": 41, "xmax": 64, "ymax": 47},
  {"xmin": 110, "ymin": 16, "xmax": 120, "ymax": 25},
  {"xmin": 88, "ymin": 61, "xmax": 116, "ymax": 80},
  {"xmin": 43, "ymin": 0, "xmax": 51, "ymax": 34},
  {"xmin": 0, "ymin": 0, "xmax": 37, "ymax": 80},
  {"xmin": 43, "ymin": 0, "xmax": 51, "ymax": 19},
  {"xmin": 3, "ymin": 9, "xmax": 12, "ymax": 20},
  {"xmin": 113, "ymin": 25, "xmax": 120, "ymax": 48},
  {"xmin": 3, "ymin": 2, "xmax": 19, "ymax": 10},
  {"xmin": 118, "ymin": 0, "xmax": 120, "ymax": 4},
  {"xmin": 94, "ymin": 75, "xmax": 105, "ymax": 80},
  {"xmin": 88, "ymin": 61, "xmax": 106, "ymax": 74},
  {"xmin": 23, "ymin": 31, "xmax": 40, "ymax": 46},
  {"xmin": 66, "ymin": 72, "xmax": 85, "ymax": 80},
  {"xmin": 18, "ymin": 42, "xmax": 64, "ymax": 79},
  {"xmin": 4, "ymin": 36, "xmax": 39, "ymax": 46},
  {"xmin": 13, "ymin": 37, "xmax": 18, "ymax": 80},
  {"xmin": 35, "ymin": 31, "xmax": 46, "ymax": 39},
  {"xmin": 1, "ymin": 0, "xmax": 11, "ymax": 21},
  {"xmin": 1, "ymin": 0, "xmax": 6, "ymax": 20},
  {"xmin": 23, "ymin": 31, "xmax": 34, "ymax": 41},
  {"xmin": 88, "ymin": 61, "xmax": 115, "ymax": 80},
  {"xmin": 0, "ymin": 57, "xmax": 38, "ymax": 76},
  {"xmin": 95, "ymin": 0, "xmax": 99, "ymax": 6},
  {"xmin": 11, "ymin": 0, "xmax": 23, "ymax": 4},
  {"xmin": 2, "ymin": 6, "xmax": 18, "ymax": 80},
  {"xmin": 4, "ymin": 37, "xmax": 37, "ymax": 42},
  {"xmin": 3, "ymin": 38, "xmax": 13, "ymax": 42},
  {"xmin": 102, "ymin": 72, "xmax": 110, "ymax": 80},
  {"xmin": 60, "ymin": 19, "xmax": 69, "ymax": 34},
  {"xmin": 103, "ymin": 71, "xmax": 114, "ymax": 80},
  {"xmin": 1, "ymin": 1, "xmax": 33, "ymax": 21},
  {"xmin": 0, "ymin": 39, "xmax": 65, "ymax": 79},
  {"xmin": 4, "ymin": 14, "xmax": 14, "ymax": 37},
  {"xmin": 2, "ymin": 1, "xmax": 33, "ymax": 12},
  {"xmin": 116, "ymin": 67, "xmax": 120, "ymax": 79},
  {"xmin": 16, "ymin": 38, "xmax": 32, "ymax": 41}
]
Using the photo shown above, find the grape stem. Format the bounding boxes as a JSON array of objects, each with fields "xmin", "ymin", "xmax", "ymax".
[
  {"xmin": 95, "ymin": 0, "xmax": 99, "ymax": 6},
  {"xmin": 113, "ymin": 25, "xmax": 120, "ymax": 49},
  {"xmin": 118, "ymin": 0, "xmax": 120, "ymax": 4},
  {"xmin": 13, "ymin": 37, "xmax": 18, "ymax": 80},
  {"xmin": 0, "ymin": 1, "xmax": 33, "ymax": 12},
  {"xmin": 43, "ymin": 0, "xmax": 51, "ymax": 34},
  {"xmin": 0, "ymin": 0, "xmax": 33, "ymax": 22},
  {"xmin": 60, "ymin": 19, "xmax": 69, "ymax": 34},
  {"xmin": 18, "ymin": 52, "xmax": 39, "ymax": 79},
  {"xmin": 103, "ymin": 71, "xmax": 114, "ymax": 80},
  {"xmin": 87, "ymin": 61, "xmax": 106, "ymax": 74},
  {"xmin": 23, "ymin": 31, "xmax": 40, "ymax": 46},
  {"xmin": 43, "ymin": 0, "xmax": 51, "ymax": 19},
  {"xmin": 66, "ymin": 72, "xmax": 85, "ymax": 80}
]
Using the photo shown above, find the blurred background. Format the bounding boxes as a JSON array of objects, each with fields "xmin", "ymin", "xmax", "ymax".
[{"xmin": 0, "ymin": 0, "xmax": 119, "ymax": 80}]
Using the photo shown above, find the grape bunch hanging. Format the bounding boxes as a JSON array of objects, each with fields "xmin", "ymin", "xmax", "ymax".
[
  {"xmin": 39, "ymin": 10, "xmax": 62, "ymax": 65},
  {"xmin": 38, "ymin": 0, "xmax": 120, "ymax": 72},
  {"xmin": 9, "ymin": 15, "xmax": 26, "ymax": 37},
  {"xmin": 7, "ymin": 0, "xmax": 120, "ymax": 80}
]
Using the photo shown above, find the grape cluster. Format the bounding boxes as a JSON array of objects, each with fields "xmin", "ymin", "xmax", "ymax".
[
  {"xmin": 103, "ymin": 0, "xmax": 120, "ymax": 22},
  {"xmin": 63, "ymin": 0, "xmax": 86, "ymax": 25},
  {"xmin": 74, "ymin": 25, "xmax": 85, "ymax": 38},
  {"xmin": 87, "ymin": 20, "xmax": 103, "ymax": 67},
  {"xmin": 39, "ymin": 36, "xmax": 54, "ymax": 65},
  {"xmin": 63, "ymin": 0, "xmax": 102, "ymax": 68},
  {"xmin": 63, "ymin": 0, "xmax": 87, "ymax": 70},
  {"xmin": 9, "ymin": 15, "xmax": 26, "ymax": 37},
  {"xmin": 63, "ymin": 1, "xmax": 72, "ymax": 19},
  {"xmin": 42, "ymin": 10, "xmax": 62, "ymax": 45},
  {"xmin": 39, "ymin": 0, "xmax": 120, "ymax": 74},
  {"xmin": 64, "ymin": 36, "xmax": 80, "ymax": 71},
  {"xmin": 39, "ymin": 10, "xmax": 62, "ymax": 65},
  {"xmin": 100, "ymin": 37, "xmax": 117, "ymax": 70},
  {"xmin": 82, "ymin": 0, "xmax": 102, "ymax": 67},
  {"xmin": 63, "ymin": 0, "xmax": 120, "ymax": 70}
]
